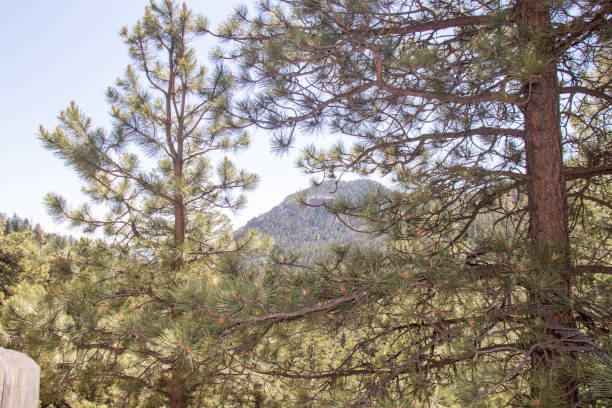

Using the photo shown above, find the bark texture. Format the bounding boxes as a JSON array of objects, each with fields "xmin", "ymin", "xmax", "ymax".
[
  {"xmin": 519, "ymin": 1, "xmax": 569, "ymax": 249},
  {"xmin": 518, "ymin": 0, "xmax": 576, "ymax": 405}
]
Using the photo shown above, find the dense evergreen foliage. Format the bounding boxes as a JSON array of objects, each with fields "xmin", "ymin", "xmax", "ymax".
[
  {"xmin": 1, "ymin": 213, "xmax": 46, "ymax": 241},
  {"xmin": 0, "ymin": 214, "xmax": 72, "ymax": 300},
  {"xmin": 212, "ymin": 0, "xmax": 612, "ymax": 406},
  {"xmin": 3, "ymin": 2, "xmax": 263, "ymax": 407},
  {"xmin": 0, "ymin": 0, "xmax": 609, "ymax": 407}
]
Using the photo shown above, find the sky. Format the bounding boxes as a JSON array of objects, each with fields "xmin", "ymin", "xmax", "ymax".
[{"xmin": 0, "ymin": 0, "xmax": 346, "ymax": 235}]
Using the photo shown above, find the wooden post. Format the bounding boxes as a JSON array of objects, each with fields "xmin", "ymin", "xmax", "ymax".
[{"xmin": 0, "ymin": 348, "xmax": 40, "ymax": 408}]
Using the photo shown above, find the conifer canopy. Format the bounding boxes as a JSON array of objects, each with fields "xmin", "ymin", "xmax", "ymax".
[{"xmin": 211, "ymin": 0, "xmax": 612, "ymax": 405}]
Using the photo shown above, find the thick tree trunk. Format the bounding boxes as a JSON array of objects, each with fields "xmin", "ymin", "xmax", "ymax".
[
  {"xmin": 523, "ymin": 67, "xmax": 568, "ymax": 249},
  {"xmin": 518, "ymin": 0, "xmax": 576, "ymax": 405}
]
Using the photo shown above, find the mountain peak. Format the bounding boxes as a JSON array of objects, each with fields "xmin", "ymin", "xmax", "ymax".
[{"xmin": 237, "ymin": 179, "xmax": 384, "ymax": 251}]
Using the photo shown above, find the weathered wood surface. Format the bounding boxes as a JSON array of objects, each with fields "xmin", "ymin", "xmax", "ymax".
[{"xmin": 0, "ymin": 348, "xmax": 39, "ymax": 408}]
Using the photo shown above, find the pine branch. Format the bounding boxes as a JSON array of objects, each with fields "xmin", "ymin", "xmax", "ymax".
[
  {"xmin": 220, "ymin": 290, "xmax": 368, "ymax": 339},
  {"xmin": 565, "ymin": 164, "xmax": 612, "ymax": 180},
  {"xmin": 573, "ymin": 265, "xmax": 612, "ymax": 276},
  {"xmin": 560, "ymin": 86, "xmax": 612, "ymax": 104}
]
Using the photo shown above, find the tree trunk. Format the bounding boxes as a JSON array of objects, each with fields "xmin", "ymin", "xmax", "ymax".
[
  {"xmin": 170, "ymin": 371, "xmax": 187, "ymax": 408},
  {"xmin": 254, "ymin": 389, "xmax": 263, "ymax": 408},
  {"xmin": 164, "ymin": 42, "xmax": 188, "ymax": 405},
  {"xmin": 170, "ymin": 148, "xmax": 188, "ymax": 407},
  {"xmin": 173, "ymin": 155, "xmax": 185, "ymax": 247},
  {"xmin": 166, "ymin": 45, "xmax": 185, "ymax": 270},
  {"xmin": 173, "ymin": 147, "xmax": 185, "ymax": 270},
  {"xmin": 522, "ymin": 60, "xmax": 569, "ymax": 252},
  {"xmin": 518, "ymin": 0, "xmax": 576, "ymax": 405}
]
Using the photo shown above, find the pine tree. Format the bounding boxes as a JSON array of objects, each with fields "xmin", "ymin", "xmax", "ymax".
[
  {"xmin": 0, "ymin": 232, "xmax": 26, "ymax": 299},
  {"xmin": 27, "ymin": 1, "xmax": 261, "ymax": 406},
  {"xmin": 10, "ymin": 214, "xmax": 20, "ymax": 234},
  {"xmin": 1, "ymin": 215, "xmax": 8, "ymax": 236},
  {"xmin": 33, "ymin": 223, "xmax": 44, "ymax": 243},
  {"xmin": 212, "ymin": 0, "xmax": 611, "ymax": 406}
]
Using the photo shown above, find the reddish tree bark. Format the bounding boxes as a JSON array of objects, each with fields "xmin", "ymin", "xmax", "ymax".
[
  {"xmin": 519, "ymin": 0, "xmax": 569, "ymax": 251},
  {"xmin": 519, "ymin": 0, "xmax": 576, "ymax": 404}
]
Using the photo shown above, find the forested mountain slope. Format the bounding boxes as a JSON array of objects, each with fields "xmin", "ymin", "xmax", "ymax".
[{"xmin": 236, "ymin": 179, "xmax": 386, "ymax": 251}]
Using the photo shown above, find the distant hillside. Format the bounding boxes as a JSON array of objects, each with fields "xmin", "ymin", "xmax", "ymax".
[
  {"xmin": 236, "ymin": 179, "xmax": 386, "ymax": 252},
  {"xmin": 1, "ymin": 213, "xmax": 72, "ymax": 244}
]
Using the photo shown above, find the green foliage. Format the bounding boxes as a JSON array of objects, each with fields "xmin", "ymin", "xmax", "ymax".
[
  {"xmin": 211, "ymin": 0, "xmax": 612, "ymax": 406},
  {"xmin": 0, "ymin": 231, "xmax": 44, "ymax": 302},
  {"xmin": 0, "ymin": 214, "xmax": 69, "ymax": 301},
  {"xmin": 4, "ymin": 1, "xmax": 265, "ymax": 406},
  {"xmin": 2, "ymin": 0, "xmax": 610, "ymax": 406},
  {"xmin": 1, "ymin": 213, "xmax": 51, "ymax": 243}
]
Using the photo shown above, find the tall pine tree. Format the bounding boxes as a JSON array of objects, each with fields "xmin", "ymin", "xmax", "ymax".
[
  {"xmin": 32, "ymin": 1, "xmax": 261, "ymax": 406},
  {"xmin": 210, "ymin": 0, "xmax": 612, "ymax": 406}
]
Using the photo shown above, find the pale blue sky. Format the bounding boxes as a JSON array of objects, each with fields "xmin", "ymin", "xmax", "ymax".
[{"xmin": 0, "ymin": 0, "xmax": 339, "ymax": 235}]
